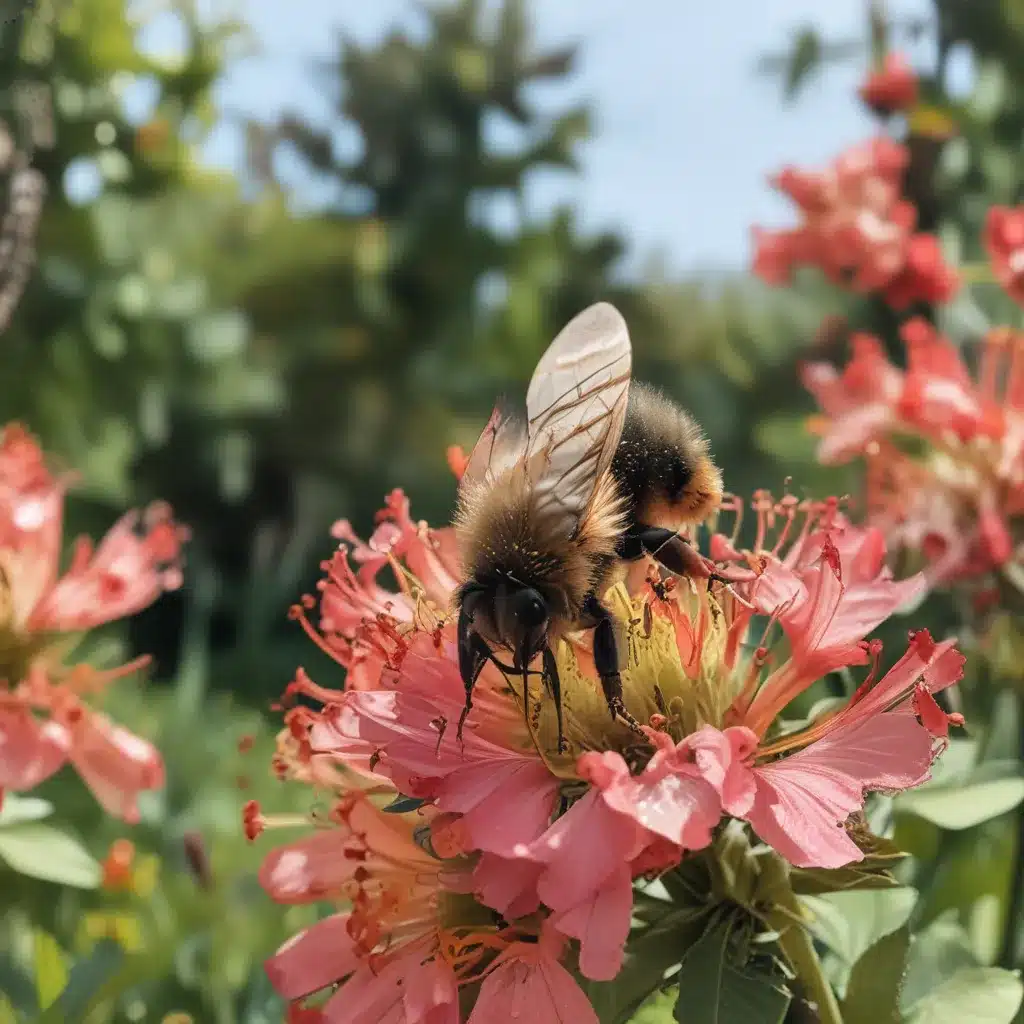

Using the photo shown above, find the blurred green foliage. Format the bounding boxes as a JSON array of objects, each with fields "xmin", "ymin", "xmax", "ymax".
[{"xmin": 3, "ymin": 0, "xmax": 1024, "ymax": 1020}]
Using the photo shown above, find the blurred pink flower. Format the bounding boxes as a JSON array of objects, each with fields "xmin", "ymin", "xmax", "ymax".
[
  {"xmin": 753, "ymin": 138, "xmax": 957, "ymax": 309},
  {"xmin": 985, "ymin": 205, "xmax": 1024, "ymax": 305},
  {"xmin": 859, "ymin": 53, "xmax": 918, "ymax": 115},
  {"xmin": 0, "ymin": 424, "xmax": 183, "ymax": 818},
  {"xmin": 804, "ymin": 322, "xmax": 1024, "ymax": 585}
]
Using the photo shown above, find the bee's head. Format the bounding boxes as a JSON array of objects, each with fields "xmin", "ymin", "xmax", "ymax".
[{"xmin": 461, "ymin": 575, "xmax": 550, "ymax": 662}]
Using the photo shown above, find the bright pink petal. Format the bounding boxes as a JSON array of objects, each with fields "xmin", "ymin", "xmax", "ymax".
[
  {"xmin": 528, "ymin": 788, "xmax": 640, "ymax": 911},
  {"xmin": 67, "ymin": 713, "xmax": 164, "ymax": 822},
  {"xmin": 0, "ymin": 709, "xmax": 69, "ymax": 789},
  {"xmin": 747, "ymin": 710, "xmax": 933, "ymax": 867},
  {"xmin": 581, "ymin": 743, "xmax": 721, "ymax": 850},
  {"xmin": 471, "ymin": 853, "xmax": 542, "ymax": 919},
  {"xmin": 402, "ymin": 954, "xmax": 460, "ymax": 1024},
  {"xmin": 829, "ymin": 633, "xmax": 964, "ymax": 730},
  {"xmin": 913, "ymin": 683, "xmax": 958, "ymax": 738},
  {"xmin": 817, "ymin": 404, "xmax": 897, "ymax": 463},
  {"xmin": 550, "ymin": 862, "xmax": 632, "ymax": 981},
  {"xmin": 29, "ymin": 505, "xmax": 186, "ymax": 632},
  {"xmin": 323, "ymin": 949, "xmax": 458, "ymax": 1024},
  {"xmin": 438, "ymin": 757, "xmax": 559, "ymax": 855},
  {"xmin": 265, "ymin": 914, "xmax": 359, "ymax": 999},
  {"xmin": 468, "ymin": 940, "xmax": 599, "ymax": 1024},
  {"xmin": 259, "ymin": 828, "xmax": 362, "ymax": 904}
]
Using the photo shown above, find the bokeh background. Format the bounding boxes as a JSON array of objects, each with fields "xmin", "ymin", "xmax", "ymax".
[{"xmin": 3, "ymin": 0, "xmax": 1023, "ymax": 1020}]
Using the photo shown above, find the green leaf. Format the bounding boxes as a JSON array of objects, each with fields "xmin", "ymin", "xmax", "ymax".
[
  {"xmin": 382, "ymin": 794, "xmax": 429, "ymax": 814},
  {"xmin": 0, "ymin": 794, "xmax": 54, "ymax": 825},
  {"xmin": 907, "ymin": 967, "xmax": 1023, "ymax": 1023},
  {"xmin": 901, "ymin": 916, "xmax": 979, "ymax": 1011},
  {"xmin": 672, "ymin": 919, "xmax": 790, "ymax": 1024},
  {"xmin": 582, "ymin": 910, "xmax": 709, "ymax": 1024},
  {"xmin": 36, "ymin": 941, "xmax": 126, "ymax": 1024},
  {"xmin": 0, "ymin": 957, "xmax": 37, "ymax": 1016},
  {"xmin": 841, "ymin": 924, "xmax": 910, "ymax": 1024},
  {"xmin": 897, "ymin": 779, "xmax": 1024, "ymax": 830},
  {"xmin": 802, "ymin": 888, "xmax": 916, "ymax": 972},
  {"xmin": 783, "ymin": 28, "xmax": 821, "ymax": 100},
  {"xmin": 628, "ymin": 989, "xmax": 675, "ymax": 1024},
  {"xmin": 0, "ymin": 824, "xmax": 102, "ymax": 888},
  {"xmin": 33, "ymin": 932, "xmax": 68, "ymax": 1011}
]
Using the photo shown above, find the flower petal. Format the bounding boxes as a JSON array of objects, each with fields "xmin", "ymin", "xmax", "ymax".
[
  {"xmin": 67, "ymin": 713, "xmax": 164, "ymax": 822},
  {"xmin": 0, "ymin": 709, "xmax": 68, "ymax": 790},
  {"xmin": 747, "ymin": 710, "xmax": 933, "ymax": 867},
  {"xmin": 550, "ymin": 862, "xmax": 632, "ymax": 981},
  {"xmin": 468, "ymin": 942, "xmax": 599, "ymax": 1024},
  {"xmin": 265, "ymin": 914, "xmax": 358, "ymax": 1000}
]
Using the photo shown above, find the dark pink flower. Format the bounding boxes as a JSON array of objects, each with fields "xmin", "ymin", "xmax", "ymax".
[
  {"xmin": 467, "ymin": 926, "xmax": 600, "ymax": 1024},
  {"xmin": 754, "ymin": 139, "xmax": 957, "ymax": 309},
  {"xmin": 985, "ymin": 205, "xmax": 1024, "ymax": 305},
  {"xmin": 0, "ymin": 425, "xmax": 182, "ymax": 816},
  {"xmin": 804, "ymin": 322, "xmax": 1024, "ymax": 584},
  {"xmin": 859, "ymin": 53, "xmax": 919, "ymax": 115}
]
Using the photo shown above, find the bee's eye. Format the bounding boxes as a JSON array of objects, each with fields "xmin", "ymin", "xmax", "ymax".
[{"xmin": 518, "ymin": 589, "xmax": 547, "ymax": 627}]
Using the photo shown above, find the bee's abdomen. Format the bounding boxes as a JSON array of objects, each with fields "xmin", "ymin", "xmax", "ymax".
[{"xmin": 609, "ymin": 382, "xmax": 723, "ymax": 530}]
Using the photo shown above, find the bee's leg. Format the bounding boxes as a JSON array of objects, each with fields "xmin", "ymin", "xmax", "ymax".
[
  {"xmin": 457, "ymin": 603, "xmax": 492, "ymax": 741},
  {"xmin": 488, "ymin": 656, "xmax": 543, "ymax": 678},
  {"xmin": 583, "ymin": 594, "xmax": 643, "ymax": 735},
  {"xmin": 624, "ymin": 524, "xmax": 727, "ymax": 585},
  {"xmin": 516, "ymin": 638, "xmax": 533, "ymax": 735},
  {"xmin": 542, "ymin": 645, "xmax": 566, "ymax": 753}
]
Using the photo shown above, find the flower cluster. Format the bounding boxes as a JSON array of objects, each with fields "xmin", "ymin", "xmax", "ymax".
[
  {"xmin": 803, "ymin": 319, "xmax": 1024, "ymax": 587},
  {"xmin": 0, "ymin": 424, "xmax": 185, "ymax": 820},
  {"xmin": 752, "ymin": 136, "xmax": 958, "ymax": 309},
  {"xmin": 251, "ymin": 477, "xmax": 963, "ymax": 1022},
  {"xmin": 985, "ymin": 205, "xmax": 1024, "ymax": 307}
]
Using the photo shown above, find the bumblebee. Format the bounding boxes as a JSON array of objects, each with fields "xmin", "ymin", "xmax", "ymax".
[{"xmin": 453, "ymin": 303, "xmax": 722, "ymax": 744}]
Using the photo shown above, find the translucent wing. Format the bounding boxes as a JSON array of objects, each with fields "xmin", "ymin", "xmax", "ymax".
[
  {"xmin": 525, "ymin": 302, "xmax": 632, "ymax": 530},
  {"xmin": 460, "ymin": 399, "xmax": 528, "ymax": 492}
]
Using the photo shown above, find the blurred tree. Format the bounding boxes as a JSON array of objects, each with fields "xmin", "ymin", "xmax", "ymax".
[{"xmin": 234, "ymin": 0, "xmax": 644, "ymax": 530}]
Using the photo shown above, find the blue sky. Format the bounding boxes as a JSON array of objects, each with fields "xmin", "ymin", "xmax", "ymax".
[{"xmin": 190, "ymin": 0, "xmax": 934, "ymax": 277}]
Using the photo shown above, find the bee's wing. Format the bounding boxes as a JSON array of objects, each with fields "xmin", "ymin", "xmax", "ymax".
[
  {"xmin": 525, "ymin": 302, "xmax": 631, "ymax": 529},
  {"xmin": 460, "ymin": 399, "xmax": 527, "ymax": 491}
]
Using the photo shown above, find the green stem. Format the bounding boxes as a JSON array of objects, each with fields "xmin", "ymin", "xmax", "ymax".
[
  {"xmin": 998, "ymin": 693, "xmax": 1024, "ymax": 969},
  {"xmin": 767, "ymin": 900, "xmax": 844, "ymax": 1024}
]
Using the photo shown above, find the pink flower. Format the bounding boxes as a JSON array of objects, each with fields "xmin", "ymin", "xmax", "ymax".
[
  {"xmin": 467, "ymin": 926, "xmax": 599, "ymax": 1024},
  {"xmin": 0, "ymin": 425, "xmax": 182, "ymax": 816},
  {"xmin": 0, "ymin": 705, "xmax": 69, "ymax": 790},
  {"xmin": 259, "ymin": 480, "xmax": 966, "ymax": 1020},
  {"xmin": 260, "ymin": 792, "xmax": 464, "ymax": 1022},
  {"xmin": 307, "ymin": 633, "xmax": 557, "ymax": 857},
  {"xmin": 985, "ymin": 205, "xmax": 1024, "ymax": 305},
  {"xmin": 804, "ymin": 322, "xmax": 1024, "ymax": 584},
  {"xmin": 753, "ymin": 139, "xmax": 957, "ymax": 309},
  {"xmin": 744, "ymin": 630, "xmax": 964, "ymax": 867},
  {"xmin": 258, "ymin": 788, "xmax": 599, "ymax": 1022},
  {"xmin": 859, "ymin": 53, "xmax": 919, "ymax": 115},
  {"xmin": 737, "ymin": 522, "xmax": 927, "ymax": 733},
  {"xmin": 801, "ymin": 332, "xmax": 903, "ymax": 462},
  {"xmin": 64, "ymin": 709, "xmax": 165, "ymax": 823}
]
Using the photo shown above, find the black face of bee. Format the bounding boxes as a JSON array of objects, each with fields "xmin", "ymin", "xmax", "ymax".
[
  {"xmin": 456, "ymin": 575, "xmax": 562, "ymax": 745},
  {"xmin": 462, "ymin": 576, "xmax": 550, "ymax": 664}
]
